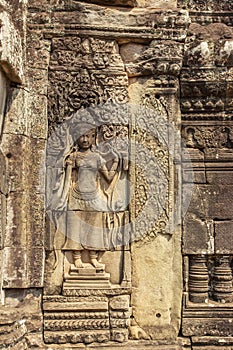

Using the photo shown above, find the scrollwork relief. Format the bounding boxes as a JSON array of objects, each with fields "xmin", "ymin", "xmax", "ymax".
[
  {"xmin": 183, "ymin": 125, "xmax": 233, "ymax": 149},
  {"xmin": 48, "ymin": 37, "xmax": 128, "ymax": 129}
]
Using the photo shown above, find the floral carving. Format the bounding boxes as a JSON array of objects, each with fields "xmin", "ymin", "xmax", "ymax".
[
  {"xmin": 48, "ymin": 37, "xmax": 128, "ymax": 130},
  {"xmin": 183, "ymin": 126, "xmax": 233, "ymax": 149}
]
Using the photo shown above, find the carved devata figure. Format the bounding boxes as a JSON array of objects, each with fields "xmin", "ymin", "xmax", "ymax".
[{"xmin": 61, "ymin": 123, "xmax": 129, "ymax": 271}]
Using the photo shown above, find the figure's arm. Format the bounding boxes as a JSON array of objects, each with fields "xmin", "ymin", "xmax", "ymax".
[
  {"xmin": 100, "ymin": 158, "xmax": 119, "ymax": 183},
  {"xmin": 62, "ymin": 153, "xmax": 75, "ymax": 197}
]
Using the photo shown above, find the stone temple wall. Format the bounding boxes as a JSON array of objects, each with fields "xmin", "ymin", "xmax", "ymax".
[{"xmin": 0, "ymin": 0, "xmax": 232, "ymax": 349}]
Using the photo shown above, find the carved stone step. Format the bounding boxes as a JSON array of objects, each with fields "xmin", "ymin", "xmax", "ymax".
[
  {"xmin": 63, "ymin": 263, "xmax": 111, "ymax": 290},
  {"xmin": 70, "ymin": 263, "xmax": 105, "ymax": 275}
]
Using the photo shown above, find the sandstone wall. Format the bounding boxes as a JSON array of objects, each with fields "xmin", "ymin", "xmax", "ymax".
[{"xmin": 0, "ymin": 0, "xmax": 232, "ymax": 349}]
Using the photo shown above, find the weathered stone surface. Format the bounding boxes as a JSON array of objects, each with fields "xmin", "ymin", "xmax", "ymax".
[
  {"xmin": 192, "ymin": 336, "xmax": 233, "ymax": 349},
  {"xmin": 184, "ymin": 184, "xmax": 233, "ymax": 220},
  {"xmin": 0, "ymin": 10, "xmax": 24, "ymax": 82},
  {"xmin": 215, "ymin": 221, "xmax": 233, "ymax": 254},
  {"xmin": 0, "ymin": 0, "xmax": 232, "ymax": 348},
  {"xmin": 136, "ymin": 0, "xmax": 176, "ymax": 8},
  {"xmin": 206, "ymin": 170, "xmax": 233, "ymax": 185},
  {"xmin": 183, "ymin": 215, "xmax": 212, "ymax": 254},
  {"xmin": 131, "ymin": 231, "xmax": 182, "ymax": 340}
]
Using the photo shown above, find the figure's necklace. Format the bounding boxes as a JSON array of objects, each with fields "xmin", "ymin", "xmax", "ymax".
[{"xmin": 75, "ymin": 150, "xmax": 91, "ymax": 160}]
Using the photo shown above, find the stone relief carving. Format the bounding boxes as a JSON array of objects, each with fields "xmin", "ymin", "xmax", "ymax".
[
  {"xmin": 48, "ymin": 37, "xmax": 128, "ymax": 130},
  {"xmin": 181, "ymin": 24, "xmax": 233, "ymax": 117},
  {"xmin": 131, "ymin": 93, "xmax": 171, "ymax": 245},
  {"xmin": 183, "ymin": 125, "xmax": 233, "ymax": 149},
  {"xmin": 125, "ymin": 39, "xmax": 183, "ymax": 79},
  {"xmin": 179, "ymin": 0, "xmax": 233, "ymax": 11},
  {"xmin": 61, "ymin": 123, "xmax": 129, "ymax": 270}
]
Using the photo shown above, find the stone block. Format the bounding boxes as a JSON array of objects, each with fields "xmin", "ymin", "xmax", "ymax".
[
  {"xmin": 27, "ymin": 67, "xmax": 49, "ymax": 96},
  {"xmin": 25, "ymin": 138, "xmax": 46, "ymax": 193},
  {"xmin": 27, "ymin": 194, "xmax": 45, "ymax": 247},
  {"xmin": 27, "ymin": 94, "xmax": 48, "ymax": 139},
  {"xmin": 111, "ymin": 328, "xmax": 128, "ymax": 342},
  {"xmin": 4, "ymin": 191, "xmax": 28, "ymax": 248},
  {"xmin": 44, "ymin": 330, "xmax": 110, "ymax": 344},
  {"xmin": 28, "ymin": 247, "xmax": 45, "ymax": 287},
  {"xmin": 183, "ymin": 318, "xmax": 233, "ymax": 337},
  {"xmin": 109, "ymin": 295, "xmax": 130, "ymax": 311},
  {"xmin": 3, "ymin": 88, "xmax": 28, "ymax": 135},
  {"xmin": 208, "ymin": 185, "xmax": 233, "ymax": 219},
  {"xmin": 131, "ymin": 231, "xmax": 182, "ymax": 340},
  {"xmin": 206, "ymin": 170, "xmax": 233, "ymax": 185},
  {"xmin": 215, "ymin": 221, "xmax": 233, "ymax": 254},
  {"xmin": 136, "ymin": 0, "xmax": 176, "ymax": 8},
  {"xmin": 192, "ymin": 336, "xmax": 233, "ymax": 349},
  {"xmin": 183, "ymin": 169, "xmax": 206, "ymax": 184},
  {"xmin": 120, "ymin": 44, "xmax": 146, "ymax": 63},
  {"xmin": 0, "ymin": 150, "xmax": 7, "ymax": 195},
  {"xmin": 68, "ymin": 0, "xmax": 137, "ymax": 6},
  {"xmin": 184, "ymin": 184, "xmax": 233, "ymax": 220},
  {"xmin": 0, "ymin": 10, "xmax": 24, "ymax": 82},
  {"xmin": 2, "ymin": 247, "xmax": 28, "ymax": 288},
  {"xmin": 0, "ymin": 193, "xmax": 6, "ymax": 249},
  {"xmin": 27, "ymin": 35, "xmax": 51, "ymax": 69},
  {"xmin": 1, "ymin": 133, "xmax": 25, "ymax": 192},
  {"xmin": 102, "ymin": 251, "xmax": 131, "ymax": 285},
  {"xmin": 43, "ymin": 299, "xmax": 108, "ymax": 312},
  {"xmin": 182, "ymin": 184, "xmax": 206, "ymax": 220},
  {"xmin": 2, "ymin": 246, "xmax": 44, "ymax": 288},
  {"xmin": 182, "ymin": 214, "xmax": 211, "ymax": 254},
  {"xmin": 87, "ymin": 340, "xmax": 190, "ymax": 349}
]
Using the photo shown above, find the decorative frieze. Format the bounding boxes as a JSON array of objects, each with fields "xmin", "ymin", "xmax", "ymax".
[
  {"xmin": 43, "ymin": 293, "xmax": 131, "ymax": 344},
  {"xmin": 182, "ymin": 125, "xmax": 233, "ymax": 149}
]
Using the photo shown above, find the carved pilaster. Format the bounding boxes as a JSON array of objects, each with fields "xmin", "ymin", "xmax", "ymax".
[
  {"xmin": 213, "ymin": 255, "xmax": 233, "ymax": 303},
  {"xmin": 188, "ymin": 255, "xmax": 209, "ymax": 303}
]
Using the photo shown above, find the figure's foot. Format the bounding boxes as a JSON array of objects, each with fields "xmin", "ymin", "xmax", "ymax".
[
  {"xmin": 90, "ymin": 258, "xmax": 105, "ymax": 270},
  {"xmin": 74, "ymin": 258, "xmax": 84, "ymax": 268}
]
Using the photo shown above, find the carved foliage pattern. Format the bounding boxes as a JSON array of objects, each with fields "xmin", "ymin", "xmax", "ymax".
[
  {"xmin": 183, "ymin": 125, "xmax": 233, "ymax": 149},
  {"xmin": 125, "ymin": 40, "xmax": 183, "ymax": 79},
  {"xmin": 48, "ymin": 37, "xmax": 128, "ymax": 129},
  {"xmin": 132, "ymin": 95, "xmax": 170, "ymax": 243}
]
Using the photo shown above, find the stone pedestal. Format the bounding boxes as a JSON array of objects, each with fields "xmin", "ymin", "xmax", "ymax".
[
  {"xmin": 43, "ymin": 264, "xmax": 131, "ymax": 344},
  {"xmin": 63, "ymin": 264, "xmax": 111, "ymax": 292}
]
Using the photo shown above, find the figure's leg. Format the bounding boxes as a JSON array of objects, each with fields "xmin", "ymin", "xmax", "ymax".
[
  {"xmin": 89, "ymin": 250, "xmax": 105, "ymax": 270},
  {"xmin": 73, "ymin": 250, "xmax": 84, "ymax": 268}
]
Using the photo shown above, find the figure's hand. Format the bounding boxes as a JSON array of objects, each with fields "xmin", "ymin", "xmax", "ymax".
[
  {"xmin": 65, "ymin": 153, "xmax": 75, "ymax": 167},
  {"xmin": 66, "ymin": 159, "xmax": 73, "ymax": 166}
]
